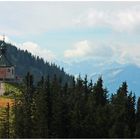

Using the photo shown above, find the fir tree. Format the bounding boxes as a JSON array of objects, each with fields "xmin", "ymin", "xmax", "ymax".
[{"xmin": 135, "ymin": 97, "xmax": 140, "ymax": 138}]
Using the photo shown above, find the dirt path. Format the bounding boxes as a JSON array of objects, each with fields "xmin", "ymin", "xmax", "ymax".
[
  {"xmin": 0, "ymin": 98, "xmax": 14, "ymax": 107},
  {"xmin": 0, "ymin": 82, "xmax": 5, "ymax": 96}
]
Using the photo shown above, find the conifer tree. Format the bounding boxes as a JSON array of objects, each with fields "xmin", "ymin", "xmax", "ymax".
[
  {"xmin": 135, "ymin": 97, "xmax": 140, "ymax": 138},
  {"xmin": 13, "ymin": 101, "xmax": 24, "ymax": 138},
  {"xmin": 0, "ymin": 103, "xmax": 10, "ymax": 138},
  {"xmin": 0, "ymin": 71, "xmax": 139, "ymax": 138},
  {"xmin": 93, "ymin": 77, "xmax": 107, "ymax": 106},
  {"xmin": 109, "ymin": 82, "xmax": 129, "ymax": 138},
  {"xmin": 32, "ymin": 76, "xmax": 49, "ymax": 138},
  {"xmin": 22, "ymin": 72, "xmax": 34, "ymax": 138},
  {"xmin": 125, "ymin": 92, "xmax": 136, "ymax": 138}
]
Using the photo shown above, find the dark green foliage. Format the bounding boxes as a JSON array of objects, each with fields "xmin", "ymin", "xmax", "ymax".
[
  {"xmin": 1, "ymin": 73, "xmax": 140, "ymax": 138},
  {"xmin": 0, "ymin": 103, "xmax": 10, "ymax": 138},
  {"xmin": 93, "ymin": 77, "xmax": 108, "ymax": 106},
  {"xmin": 135, "ymin": 97, "xmax": 140, "ymax": 137},
  {"xmin": 13, "ymin": 72, "xmax": 34, "ymax": 138},
  {"xmin": 13, "ymin": 101, "xmax": 24, "ymax": 138},
  {"xmin": 1, "ymin": 41, "xmax": 73, "ymax": 84},
  {"xmin": 1, "ymin": 40, "xmax": 140, "ymax": 138},
  {"xmin": 109, "ymin": 82, "xmax": 136, "ymax": 138}
]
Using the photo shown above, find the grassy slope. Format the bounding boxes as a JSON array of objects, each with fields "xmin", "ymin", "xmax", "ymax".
[
  {"xmin": 0, "ymin": 82, "xmax": 22, "ymax": 108},
  {"xmin": 4, "ymin": 82, "xmax": 22, "ymax": 98}
]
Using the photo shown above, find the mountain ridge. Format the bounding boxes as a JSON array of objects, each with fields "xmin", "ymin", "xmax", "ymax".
[
  {"xmin": 2, "ymin": 41, "xmax": 140, "ymax": 96},
  {"xmin": 59, "ymin": 59, "xmax": 140, "ymax": 96},
  {"xmin": 0, "ymin": 41, "xmax": 73, "ymax": 84}
]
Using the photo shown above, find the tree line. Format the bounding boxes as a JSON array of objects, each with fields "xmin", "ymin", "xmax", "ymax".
[
  {"xmin": 0, "ymin": 41, "xmax": 73, "ymax": 84},
  {"xmin": 1, "ymin": 72, "xmax": 140, "ymax": 138}
]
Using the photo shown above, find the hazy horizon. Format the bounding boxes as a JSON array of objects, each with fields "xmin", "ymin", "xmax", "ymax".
[{"xmin": 0, "ymin": 1, "xmax": 140, "ymax": 68}]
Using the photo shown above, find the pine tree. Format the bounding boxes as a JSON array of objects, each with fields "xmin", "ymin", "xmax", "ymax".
[
  {"xmin": 51, "ymin": 74, "xmax": 70, "ymax": 138},
  {"xmin": 109, "ymin": 82, "xmax": 130, "ymax": 138},
  {"xmin": 13, "ymin": 100, "xmax": 25, "ymax": 138},
  {"xmin": 32, "ymin": 75, "xmax": 53, "ymax": 138},
  {"xmin": 93, "ymin": 77, "xmax": 107, "ymax": 106},
  {"xmin": 125, "ymin": 92, "xmax": 136, "ymax": 138},
  {"xmin": 0, "ymin": 71, "xmax": 139, "ymax": 138},
  {"xmin": 22, "ymin": 72, "xmax": 34, "ymax": 138},
  {"xmin": 68, "ymin": 75, "xmax": 83, "ymax": 138},
  {"xmin": 135, "ymin": 97, "xmax": 140, "ymax": 138},
  {"xmin": 0, "ymin": 103, "xmax": 10, "ymax": 138},
  {"xmin": 46, "ymin": 75, "xmax": 53, "ymax": 138}
]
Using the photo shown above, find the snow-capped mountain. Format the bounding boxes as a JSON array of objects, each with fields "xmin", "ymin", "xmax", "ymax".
[
  {"xmin": 59, "ymin": 59, "xmax": 140, "ymax": 96},
  {"xmin": 102, "ymin": 64, "xmax": 140, "ymax": 95}
]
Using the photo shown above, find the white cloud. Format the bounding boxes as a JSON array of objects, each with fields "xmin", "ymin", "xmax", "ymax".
[
  {"xmin": 1, "ymin": 2, "xmax": 140, "ymax": 67},
  {"xmin": 74, "ymin": 7, "xmax": 140, "ymax": 32},
  {"xmin": 0, "ymin": 2, "xmax": 139, "ymax": 37},
  {"xmin": 64, "ymin": 39, "xmax": 140, "ymax": 67},
  {"xmin": 0, "ymin": 2, "xmax": 84, "ymax": 36},
  {"xmin": 115, "ymin": 44, "xmax": 140, "ymax": 66},
  {"xmin": 64, "ymin": 40, "xmax": 114, "ymax": 59},
  {"xmin": 64, "ymin": 40, "xmax": 91, "ymax": 58},
  {"xmin": 0, "ymin": 2, "xmax": 140, "ymax": 36},
  {"xmin": 18, "ymin": 42, "xmax": 56, "ymax": 62},
  {"xmin": 0, "ymin": 36, "xmax": 56, "ymax": 62}
]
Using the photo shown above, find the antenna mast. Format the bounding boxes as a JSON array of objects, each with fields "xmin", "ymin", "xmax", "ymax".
[{"xmin": 3, "ymin": 35, "xmax": 5, "ymax": 42}]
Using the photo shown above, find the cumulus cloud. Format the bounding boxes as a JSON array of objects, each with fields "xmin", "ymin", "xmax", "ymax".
[
  {"xmin": 0, "ymin": 2, "xmax": 83, "ymax": 36},
  {"xmin": 74, "ymin": 7, "xmax": 140, "ymax": 32},
  {"xmin": 100, "ymin": 42, "xmax": 140, "ymax": 67},
  {"xmin": 64, "ymin": 40, "xmax": 114, "ymax": 60},
  {"xmin": 0, "ymin": 2, "xmax": 140, "ymax": 36},
  {"xmin": 64, "ymin": 39, "xmax": 140, "ymax": 67},
  {"xmin": 64, "ymin": 40, "xmax": 91, "ymax": 58},
  {"xmin": 0, "ymin": 36, "xmax": 55, "ymax": 62},
  {"xmin": 18, "ymin": 42, "xmax": 56, "ymax": 62},
  {"xmin": 112, "ymin": 43, "xmax": 140, "ymax": 66}
]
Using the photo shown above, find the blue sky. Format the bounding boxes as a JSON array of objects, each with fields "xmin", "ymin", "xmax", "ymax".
[{"xmin": 1, "ymin": 1, "xmax": 140, "ymax": 67}]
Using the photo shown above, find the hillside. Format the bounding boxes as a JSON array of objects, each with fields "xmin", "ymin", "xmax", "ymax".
[{"xmin": 0, "ymin": 41, "xmax": 73, "ymax": 84}]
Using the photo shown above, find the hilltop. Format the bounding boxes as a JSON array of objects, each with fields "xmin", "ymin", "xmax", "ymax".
[{"xmin": 0, "ymin": 41, "xmax": 73, "ymax": 84}]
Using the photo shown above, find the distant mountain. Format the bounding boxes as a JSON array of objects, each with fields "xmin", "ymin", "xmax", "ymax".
[
  {"xmin": 3, "ymin": 41, "xmax": 140, "ymax": 96},
  {"xmin": 1, "ymin": 41, "xmax": 73, "ymax": 84},
  {"xmin": 60, "ymin": 59, "xmax": 140, "ymax": 96},
  {"xmin": 102, "ymin": 64, "xmax": 140, "ymax": 95},
  {"xmin": 58, "ymin": 59, "xmax": 121, "ymax": 78}
]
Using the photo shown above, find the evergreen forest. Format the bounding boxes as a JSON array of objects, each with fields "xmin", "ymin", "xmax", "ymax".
[
  {"xmin": 1, "ymin": 41, "xmax": 73, "ymax": 84},
  {"xmin": 0, "ymin": 73, "xmax": 140, "ymax": 138},
  {"xmin": 0, "ymin": 41, "xmax": 140, "ymax": 138}
]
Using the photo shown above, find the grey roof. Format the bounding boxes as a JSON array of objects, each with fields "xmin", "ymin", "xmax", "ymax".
[
  {"xmin": 0, "ymin": 54, "xmax": 12, "ymax": 67},
  {"xmin": 0, "ymin": 41, "xmax": 13, "ymax": 67}
]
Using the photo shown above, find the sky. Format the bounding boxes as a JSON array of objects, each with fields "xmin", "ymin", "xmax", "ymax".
[{"xmin": 1, "ymin": 1, "xmax": 140, "ymax": 67}]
